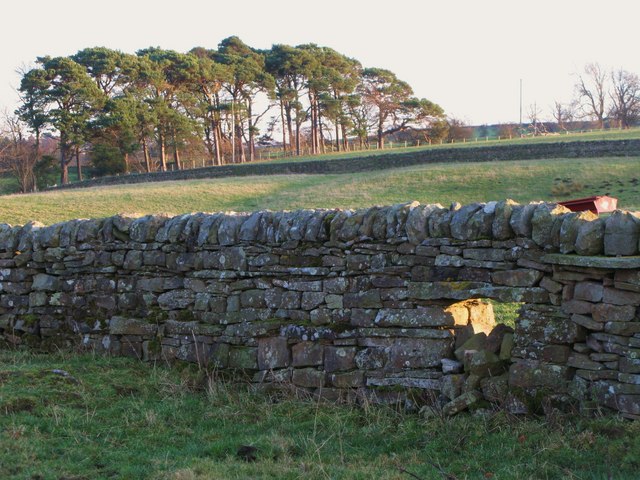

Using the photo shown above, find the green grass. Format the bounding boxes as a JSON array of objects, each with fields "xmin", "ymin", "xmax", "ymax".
[
  {"xmin": 1, "ymin": 156, "xmax": 638, "ymax": 225},
  {"xmin": 0, "ymin": 350, "xmax": 638, "ymax": 479}
]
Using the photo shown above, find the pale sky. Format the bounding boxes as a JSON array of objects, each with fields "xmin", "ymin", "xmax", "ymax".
[{"xmin": 1, "ymin": 0, "xmax": 639, "ymax": 125}]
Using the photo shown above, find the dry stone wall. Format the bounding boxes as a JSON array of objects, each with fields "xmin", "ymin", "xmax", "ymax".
[{"xmin": 1, "ymin": 200, "xmax": 640, "ymax": 417}]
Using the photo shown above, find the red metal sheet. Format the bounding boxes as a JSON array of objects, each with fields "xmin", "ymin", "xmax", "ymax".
[{"xmin": 558, "ymin": 195, "xmax": 617, "ymax": 214}]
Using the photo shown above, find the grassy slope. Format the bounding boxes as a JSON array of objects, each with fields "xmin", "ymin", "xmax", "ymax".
[
  {"xmin": 1, "ymin": 156, "xmax": 638, "ymax": 225},
  {"xmin": 1, "ymin": 351, "xmax": 639, "ymax": 480},
  {"xmin": 264, "ymin": 127, "xmax": 640, "ymax": 163}
]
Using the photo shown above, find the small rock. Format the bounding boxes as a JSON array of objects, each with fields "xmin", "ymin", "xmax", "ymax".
[{"xmin": 442, "ymin": 390, "xmax": 483, "ymax": 416}]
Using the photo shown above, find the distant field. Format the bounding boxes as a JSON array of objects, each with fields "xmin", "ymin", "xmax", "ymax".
[
  {"xmin": 0, "ymin": 156, "xmax": 638, "ymax": 225},
  {"xmin": 263, "ymin": 127, "xmax": 640, "ymax": 164}
]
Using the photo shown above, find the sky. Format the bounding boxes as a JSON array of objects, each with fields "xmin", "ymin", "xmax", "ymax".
[{"xmin": 1, "ymin": 0, "xmax": 639, "ymax": 126}]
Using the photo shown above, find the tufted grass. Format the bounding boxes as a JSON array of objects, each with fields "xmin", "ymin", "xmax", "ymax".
[
  {"xmin": 0, "ymin": 156, "xmax": 639, "ymax": 226},
  {"xmin": 0, "ymin": 350, "xmax": 638, "ymax": 480}
]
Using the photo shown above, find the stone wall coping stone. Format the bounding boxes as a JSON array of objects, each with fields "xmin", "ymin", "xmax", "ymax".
[{"xmin": 542, "ymin": 254, "xmax": 640, "ymax": 269}]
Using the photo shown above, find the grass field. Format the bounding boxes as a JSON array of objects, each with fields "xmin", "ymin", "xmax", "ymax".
[
  {"xmin": 1, "ymin": 350, "xmax": 639, "ymax": 480},
  {"xmin": 0, "ymin": 156, "xmax": 638, "ymax": 226}
]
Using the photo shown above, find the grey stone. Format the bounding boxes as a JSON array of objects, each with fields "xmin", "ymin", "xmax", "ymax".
[
  {"xmin": 406, "ymin": 204, "xmax": 441, "ymax": 244},
  {"xmin": 324, "ymin": 346, "xmax": 357, "ymax": 372},
  {"xmin": 571, "ymin": 313, "xmax": 603, "ymax": 331},
  {"xmin": 238, "ymin": 211, "xmax": 263, "ymax": 242},
  {"xmin": 257, "ymin": 337, "xmax": 289, "ymax": 370},
  {"xmin": 441, "ymin": 358, "xmax": 463, "ymax": 374},
  {"xmin": 492, "ymin": 199, "xmax": 518, "ymax": 240},
  {"xmin": 575, "ymin": 218, "xmax": 605, "ymax": 256},
  {"xmin": 109, "ymin": 316, "xmax": 157, "ymax": 336},
  {"xmin": 491, "ymin": 269, "xmax": 543, "ymax": 287},
  {"xmin": 450, "ymin": 203, "xmax": 482, "ymax": 240},
  {"xmin": 531, "ymin": 203, "xmax": 571, "ymax": 248},
  {"xmin": 292, "ymin": 368, "xmax": 325, "ymax": 388},
  {"xmin": 442, "ymin": 390, "xmax": 483, "ymax": 416},
  {"xmin": 559, "ymin": 211, "xmax": 598, "ymax": 254},
  {"xmin": 509, "ymin": 202, "xmax": 540, "ymax": 237},
  {"xmin": 292, "ymin": 342, "xmax": 324, "ymax": 367},
  {"xmin": 218, "ymin": 214, "xmax": 249, "ymax": 246},
  {"xmin": 469, "ymin": 350, "xmax": 505, "ymax": 377},
  {"xmin": 441, "ymin": 373, "xmax": 465, "ymax": 400},
  {"xmin": 604, "ymin": 210, "xmax": 640, "ymax": 256},
  {"xmin": 508, "ymin": 360, "xmax": 572, "ymax": 391},
  {"xmin": 338, "ymin": 210, "xmax": 365, "ymax": 241},
  {"xmin": 32, "ymin": 273, "xmax": 58, "ymax": 292},
  {"xmin": 343, "ymin": 291, "xmax": 382, "ymax": 308},
  {"xmin": 591, "ymin": 303, "xmax": 636, "ymax": 323},
  {"xmin": 374, "ymin": 306, "xmax": 456, "ymax": 327},
  {"xmin": 574, "ymin": 281, "xmax": 604, "ymax": 303},
  {"xmin": 428, "ymin": 206, "xmax": 456, "ymax": 238}
]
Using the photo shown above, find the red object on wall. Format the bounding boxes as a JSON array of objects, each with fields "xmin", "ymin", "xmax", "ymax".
[{"xmin": 558, "ymin": 195, "xmax": 617, "ymax": 214}]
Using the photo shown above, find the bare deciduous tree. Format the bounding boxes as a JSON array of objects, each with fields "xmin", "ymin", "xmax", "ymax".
[
  {"xmin": 552, "ymin": 101, "xmax": 576, "ymax": 132},
  {"xmin": 609, "ymin": 68, "xmax": 640, "ymax": 129},
  {"xmin": 0, "ymin": 113, "xmax": 37, "ymax": 193},
  {"xmin": 575, "ymin": 63, "xmax": 607, "ymax": 129}
]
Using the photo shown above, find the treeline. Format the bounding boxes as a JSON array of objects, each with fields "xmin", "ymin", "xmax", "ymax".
[{"xmin": 6, "ymin": 36, "xmax": 445, "ymax": 191}]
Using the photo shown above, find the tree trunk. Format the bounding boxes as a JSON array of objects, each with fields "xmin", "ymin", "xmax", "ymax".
[
  {"xmin": 142, "ymin": 138, "xmax": 151, "ymax": 172},
  {"xmin": 159, "ymin": 133, "xmax": 167, "ymax": 171},
  {"xmin": 76, "ymin": 147, "xmax": 82, "ymax": 182},
  {"xmin": 280, "ymin": 101, "xmax": 287, "ymax": 153},
  {"xmin": 295, "ymin": 115, "xmax": 302, "ymax": 156},
  {"xmin": 309, "ymin": 92, "xmax": 317, "ymax": 155},
  {"xmin": 215, "ymin": 123, "xmax": 223, "ymax": 165},
  {"xmin": 247, "ymin": 100, "xmax": 255, "ymax": 162},
  {"xmin": 318, "ymin": 111, "xmax": 325, "ymax": 154},
  {"xmin": 341, "ymin": 123, "xmax": 348, "ymax": 151},
  {"xmin": 236, "ymin": 122, "xmax": 246, "ymax": 163},
  {"xmin": 60, "ymin": 133, "xmax": 69, "ymax": 185},
  {"xmin": 173, "ymin": 146, "xmax": 181, "ymax": 170},
  {"xmin": 285, "ymin": 106, "xmax": 294, "ymax": 155}
]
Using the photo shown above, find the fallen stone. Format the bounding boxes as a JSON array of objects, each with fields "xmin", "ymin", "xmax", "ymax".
[
  {"xmin": 469, "ymin": 350, "xmax": 505, "ymax": 377},
  {"xmin": 442, "ymin": 390, "xmax": 483, "ymax": 416},
  {"xmin": 454, "ymin": 333, "xmax": 487, "ymax": 361},
  {"xmin": 441, "ymin": 358, "xmax": 464, "ymax": 374},
  {"xmin": 441, "ymin": 373, "xmax": 465, "ymax": 400},
  {"xmin": 485, "ymin": 323, "xmax": 514, "ymax": 353}
]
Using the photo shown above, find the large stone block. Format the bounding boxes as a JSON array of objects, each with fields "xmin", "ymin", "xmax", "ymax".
[
  {"xmin": 508, "ymin": 360, "xmax": 572, "ymax": 391},
  {"xmin": 575, "ymin": 217, "xmax": 605, "ymax": 255},
  {"xmin": 291, "ymin": 341, "xmax": 324, "ymax": 367},
  {"xmin": 109, "ymin": 316, "xmax": 157, "ymax": 336},
  {"xmin": 387, "ymin": 338, "xmax": 453, "ymax": 369},
  {"xmin": 292, "ymin": 368, "xmax": 325, "ymax": 388},
  {"xmin": 604, "ymin": 210, "xmax": 640, "ymax": 256},
  {"xmin": 343, "ymin": 291, "xmax": 382, "ymax": 308},
  {"xmin": 324, "ymin": 346, "xmax": 357, "ymax": 372},
  {"xmin": 531, "ymin": 203, "xmax": 570, "ymax": 248},
  {"xmin": 491, "ymin": 269, "xmax": 543, "ymax": 287},
  {"xmin": 228, "ymin": 347, "xmax": 258, "ymax": 369},
  {"xmin": 258, "ymin": 337, "xmax": 290, "ymax": 370},
  {"xmin": 373, "ymin": 306, "xmax": 458, "ymax": 328}
]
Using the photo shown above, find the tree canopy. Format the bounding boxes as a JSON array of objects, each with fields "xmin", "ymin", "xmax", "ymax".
[{"xmin": 14, "ymin": 37, "xmax": 446, "ymax": 185}]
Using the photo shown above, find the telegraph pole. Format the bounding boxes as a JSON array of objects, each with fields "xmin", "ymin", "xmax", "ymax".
[{"xmin": 519, "ymin": 78, "xmax": 523, "ymax": 134}]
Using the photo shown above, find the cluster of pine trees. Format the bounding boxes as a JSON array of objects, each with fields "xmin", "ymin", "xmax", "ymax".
[{"xmin": 15, "ymin": 36, "xmax": 445, "ymax": 186}]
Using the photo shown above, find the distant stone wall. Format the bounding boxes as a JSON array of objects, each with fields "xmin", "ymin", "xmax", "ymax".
[
  {"xmin": 1, "ymin": 200, "xmax": 640, "ymax": 418},
  {"xmin": 51, "ymin": 138, "xmax": 640, "ymax": 190}
]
